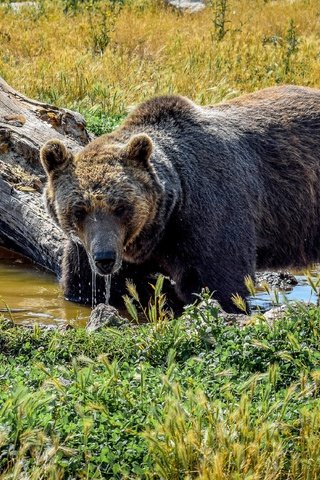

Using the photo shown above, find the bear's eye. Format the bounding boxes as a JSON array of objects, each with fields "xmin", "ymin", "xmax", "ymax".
[
  {"xmin": 72, "ymin": 205, "xmax": 87, "ymax": 223},
  {"xmin": 114, "ymin": 205, "xmax": 126, "ymax": 218}
]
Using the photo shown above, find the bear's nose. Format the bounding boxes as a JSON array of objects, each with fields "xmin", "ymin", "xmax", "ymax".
[{"xmin": 93, "ymin": 251, "xmax": 116, "ymax": 275}]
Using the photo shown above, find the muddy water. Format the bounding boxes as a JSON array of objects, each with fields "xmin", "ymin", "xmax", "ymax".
[
  {"xmin": 0, "ymin": 247, "xmax": 90, "ymax": 327},
  {"xmin": 0, "ymin": 247, "xmax": 319, "ymax": 327}
]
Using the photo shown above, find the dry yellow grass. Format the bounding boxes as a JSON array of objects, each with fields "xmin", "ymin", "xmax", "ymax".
[{"xmin": 0, "ymin": 0, "xmax": 319, "ymax": 114}]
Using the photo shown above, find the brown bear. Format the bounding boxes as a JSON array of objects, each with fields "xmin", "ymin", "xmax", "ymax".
[{"xmin": 40, "ymin": 85, "xmax": 320, "ymax": 313}]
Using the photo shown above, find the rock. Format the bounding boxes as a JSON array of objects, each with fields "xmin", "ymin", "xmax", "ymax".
[
  {"xmin": 263, "ymin": 305, "xmax": 288, "ymax": 324},
  {"xmin": 7, "ymin": 2, "xmax": 38, "ymax": 12},
  {"xmin": 255, "ymin": 271, "xmax": 298, "ymax": 290},
  {"xmin": 86, "ymin": 304, "xmax": 128, "ymax": 332},
  {"xmin": 165, "ymin": 0, "xmax": 206, "ymax": 13}
]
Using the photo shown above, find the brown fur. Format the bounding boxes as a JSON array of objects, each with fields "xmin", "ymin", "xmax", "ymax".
[{"xmin": 40, "ymin": 85, "xmax": 320, "ymax": 312}]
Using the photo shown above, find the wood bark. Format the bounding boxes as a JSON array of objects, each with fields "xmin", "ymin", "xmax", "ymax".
[{"xmin": 0, "ymin": 76, "xmax": 91, "ymax": 275}]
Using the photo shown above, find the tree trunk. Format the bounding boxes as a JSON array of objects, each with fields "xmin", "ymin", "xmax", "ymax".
[{"xmin": 0, "ymin": 76, "xmax": 91, "ymax": 275}]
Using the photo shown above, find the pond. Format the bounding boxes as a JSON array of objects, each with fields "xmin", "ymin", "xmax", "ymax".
[
  {"xmin": 0, "ymin": 247, "xmax": 90, "ymax": 327},
  {"xmin": 250, "ymin": 271, "xmax": 320, "ymax": 312},
  {"xmin": 0, "ymin": 246, "xmax": 319, "ymax": 327}
]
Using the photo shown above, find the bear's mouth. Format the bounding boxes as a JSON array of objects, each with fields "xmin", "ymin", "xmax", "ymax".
[
  {"xmin": 88, "ymin": 251, "xmax": 122, "ymax": 276},
  {"xmin": 77, "ymin": 210, "xmax": 125, "ymax": 277}
]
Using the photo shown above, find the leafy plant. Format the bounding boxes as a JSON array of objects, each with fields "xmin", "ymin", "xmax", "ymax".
[
  {"xmin": 283, "ymin": 19, "xmax": 299, "ymax": 74},
  {"xmin": 83, "ymin": 108, "xmax": 125, "ymax": 136},
  {"xmin": 211, "ymin": 0, "xmax": 229, "ymax": 41},
  {"xmin": 86, "ymin": 0, "xmax": 124, "ymax": 55},
  {"xmin": 1, "ymin": 298, "xmax": 320, "ymax": 477}
]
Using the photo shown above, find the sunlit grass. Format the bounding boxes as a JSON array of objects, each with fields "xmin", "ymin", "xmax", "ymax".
[
  {"xmin": 1, "ymin": 295, "xmax": 320, "ymax": 478},
  {"xmin": 0, "ymin": 0, "xmax": 319, "ymax": 118}
]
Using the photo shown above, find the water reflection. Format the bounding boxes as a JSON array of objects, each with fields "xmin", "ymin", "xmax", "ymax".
[
  {"xmin": 250, "ymin": 271, "xmax": 320, "ymax": 312},
  {"xmin": 0, "ymin": 247, "xmax": 90, "ymax": 327}
]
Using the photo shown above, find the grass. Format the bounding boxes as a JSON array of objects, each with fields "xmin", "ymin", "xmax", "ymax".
[
  {"xmin": 0, "ymin": 0, "xmax": 320, "ymax": 120},
  {"xmin": 1, "ymin": 294, "xmax": 320, "ymax": 478}
]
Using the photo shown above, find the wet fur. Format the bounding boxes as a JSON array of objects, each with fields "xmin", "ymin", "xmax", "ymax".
[{"xmin": 41, "ymin": 85, "xmax": 320, "ymax": 312}]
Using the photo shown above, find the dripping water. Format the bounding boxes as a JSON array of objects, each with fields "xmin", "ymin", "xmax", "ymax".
[
  {"xmin": 87, "ymin": 254, "xmax": 97, "ymax": 308},
  {"xmin": 70, "ymin": 233, "xmax": 83, "ymax": 304},
  {"xmin": 87, "ymin": 254, "xmax": 112, "ymax": 308},
  {"xmin": 105, "ymin": 274, "xmax": 111, "ymax": 304},
  {"xmin": 91, "ymin": 269, "xmax": 97, "ymax": 309},
  {"xmin": 75, "ymin": 242, "xmax": 82, "ymax": 302}
]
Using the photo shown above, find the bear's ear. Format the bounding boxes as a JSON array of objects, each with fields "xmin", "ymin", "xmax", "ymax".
[
  {"xmin": 125, "ymin": 134, "xmax": 153, "ymax": 168},
  {"xmin": 40, "ymin": 139, "xmax": 73, "ymax": 175}
]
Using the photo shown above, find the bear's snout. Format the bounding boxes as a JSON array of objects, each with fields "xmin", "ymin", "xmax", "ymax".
[{"xmin": 93, "ymin": 250, "xmax": 117, "ymax": 276}]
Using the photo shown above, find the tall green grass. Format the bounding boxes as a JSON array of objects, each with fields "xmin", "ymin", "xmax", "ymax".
[{"xmin": 1, "ymin": 293, "xmax": 320, "ymax": 478}]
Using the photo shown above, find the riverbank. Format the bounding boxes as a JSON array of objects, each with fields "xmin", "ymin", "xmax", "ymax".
[{"xmin": 1, "ymin": 295, "xmax": 320, "ymax": 478}]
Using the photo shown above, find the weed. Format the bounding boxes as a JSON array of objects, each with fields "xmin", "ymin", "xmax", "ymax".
[
  {"xmin": 83, "ymin": 108, "xmax": 125, "ymax": 135},
  {"xmin": 211, "ymin": 0, "xmax": 229, "ymax": 41},
  {"xmin": 86, "ymin": 0, "xmax": 124, "ymax": 55},
  {"xmin": 306, "ymin": 271, "xmax": 320, "ymax": 304},
  {"xmin": 63, "ymin": 0, "xmax": 86, "ymax": 13},
  {"xmin": 283, "ymin": 19, "xmax": 299, "ymax": 74},
  {"xmin": 124, "ymin": 274, "xmax": 173, "ymax": 326},
  {"xmin": 1, "ymin": 298, "xmax": 320, "ymax": 477},
  {"xmin": 0, "ymin": 1, "xmax": 319, "ymax": 113}
]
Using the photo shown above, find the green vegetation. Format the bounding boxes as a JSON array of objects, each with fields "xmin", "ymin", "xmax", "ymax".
[
  {"xmin": 84, "ymin": 108, "xmax": 125, "ymax": 136},
  {"xmin": 1, "ymin": 294, "xmax": 320, "ymax": 478}
]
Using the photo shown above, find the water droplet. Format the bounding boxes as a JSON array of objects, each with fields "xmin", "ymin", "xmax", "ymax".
[
  {"xmin": 91, "ymin": 270, "xmax": 97, "ymax": 308},
  {"xmin": 105, "ymin": 274, "xmax": 111, "ymax": 304},
  {"xmin": 87, "ymin": 254, "xmax": 97, "ymax": 308}
]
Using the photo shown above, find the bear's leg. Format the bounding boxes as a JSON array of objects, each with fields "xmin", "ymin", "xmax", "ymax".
[
  {"xmin": 174, "ymin": 264, "xmax": 251, "ymax": 313},
  {"xmin": 169, "ymin": 225, "xmax": 256, "ymax": 313},
  {"xmin": 169, "ymin": 244, "xmax": 255, "ymax": 314}
]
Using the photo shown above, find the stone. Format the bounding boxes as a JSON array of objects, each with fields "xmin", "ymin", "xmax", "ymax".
[
  {"xmin": 255, "ymin": 271, "xmax": 298, "ymax": 290},
  {"xmin": 263, "ymin": 305, "xmax": 288, "ymax": 324},
  {"xmin": 86, "ymin": 304, "xmax": 128, "ymax": 332},
  {"xmin": 7, "ymin": 2, "xmax": 37, "ymax": 12},
  {"xmin": 165, "ymin": 0, "xmax": 206, "ymax": 13}
]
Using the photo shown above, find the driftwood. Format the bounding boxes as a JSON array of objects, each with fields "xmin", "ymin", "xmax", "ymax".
[{"xmin": 0, "ymin": 77, "xmax": 91, "ymax": 275}]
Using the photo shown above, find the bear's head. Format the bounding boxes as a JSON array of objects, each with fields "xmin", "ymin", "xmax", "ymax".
[{"xmin": 40, "ymin": 134, "xmax": 163, "ymax": 276}]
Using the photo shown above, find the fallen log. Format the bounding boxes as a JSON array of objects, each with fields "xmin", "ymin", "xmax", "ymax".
[
  {"xmin": 0, "ymin": 76, "xmax": 91, "ymax": 275},
  {"xmin": 0, "ymin": 173, "xmax": 64, "ymax": 275}
]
